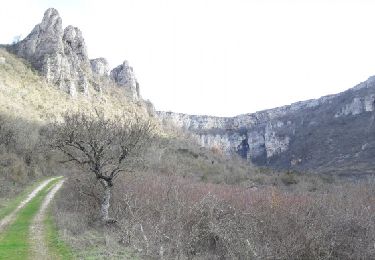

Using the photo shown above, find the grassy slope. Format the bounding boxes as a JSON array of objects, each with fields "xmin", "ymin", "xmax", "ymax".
[
  {"xmin": 0, "ymin": 178, "xmax": 60, "ymax": 260},
  {"xmin": 0, "ymin": 48, "xmax": 151, "ymax": 124}
]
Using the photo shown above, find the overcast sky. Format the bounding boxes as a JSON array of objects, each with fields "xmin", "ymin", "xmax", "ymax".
[{"xmin": 1, "ymin": 0, "xmax": 375, "ymax": 116}]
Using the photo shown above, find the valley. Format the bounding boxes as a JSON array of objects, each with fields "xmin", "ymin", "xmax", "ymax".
[{"xmin": 0, "ymin": 7, "xmax": 374, "ymax": 260}]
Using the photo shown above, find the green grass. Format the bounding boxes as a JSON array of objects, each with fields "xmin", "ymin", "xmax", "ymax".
[
  {"xmin": 45, "ymin": 209, "xmax": 74, "ymax": 260},
  {"xmin": 0, "ymin": 178, "xmax": 60, "ymax": 260},
  {"xmin": 0, "ymin": 177, "xmax": 51, "ymax": 221}
]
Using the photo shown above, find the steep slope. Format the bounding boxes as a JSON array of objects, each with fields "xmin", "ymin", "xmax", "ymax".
[
  {"xmin": 158, "ymin": 77, "xmax": 375, "ymax": 176},
  {"xmin": 0, "ymin": 47, "xmax": 150, "ymax": 123}
]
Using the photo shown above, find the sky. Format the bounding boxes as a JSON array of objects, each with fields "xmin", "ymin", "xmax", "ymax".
[{"xmin": 1, "ymin": 0, "xmax": 375, "ymax": 116}]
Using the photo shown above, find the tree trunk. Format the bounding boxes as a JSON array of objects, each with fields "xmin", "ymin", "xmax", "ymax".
[{"xmin": 100, "ymin": 181, "xmax": 111, "ymax": 222}]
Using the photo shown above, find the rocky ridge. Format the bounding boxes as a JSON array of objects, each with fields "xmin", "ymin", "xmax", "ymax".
[
  {"xmin": 7, "ymin": 8, "xmax": 140, "ymax": 100},
  {"xmin": 157, "ymin": 76, "xmax": 375, "ymax": 176}
]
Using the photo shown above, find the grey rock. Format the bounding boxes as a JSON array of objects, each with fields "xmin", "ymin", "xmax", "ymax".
[
  {"xmin": 10, "ymin": 8, "xmax": 91, "ymax": 96},
  {"xmin": 157, "ymin": 75, "xmax": 375, "ymax": 176},
  {"xmin": 7, "ymin": 8, "xmax": 144, "ymax": 101},
  {"xmin": 61, "ymin": 25, "xmax": 91, "ymax": 95},
  {"xmin": 90, "ymin": 58, "xmax": 109, "ymax": 92},
  {"xmin": 0, "ymin": 57, "xmax": 6, "ymax": 64},
  {"xmin": 12, "ymin": 8, "xmax": 63, "ymax": 71},
  {"xmin": 198, "ymin": 132, "xmax": 246, "ymax": 155},
  {"xmin": 247, "ymin": 131, "xmax": 266, "ymax": 160},
  {"xmin": 264, "ymin": 125, "xmax": 290, "ymax": 158},
  {"xmin": 90, "ymin": 58, "xmax": 109, "ymax": 77},
  {"xmin": 335, "ymin": 96, "xmax": 375, "ymax": 117},
  {"xmin": 110, "ymin": 61, "xmax": 140, "ymax": 101}
]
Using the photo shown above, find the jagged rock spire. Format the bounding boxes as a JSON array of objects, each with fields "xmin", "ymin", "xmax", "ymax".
[
  {"xmin": 10, "ymin": 8, "xmax": 90, "ymax": 96},
  {"xmin": 110, "ymin": 60, "xmax": 140, "ymax": 101},
  {"xmin": 8, "ymin": 8, "xmax": 142, "ymax": 100},
  {"xmin": 13, "ymin": 8, "xmax": 63, "ymax": 70}
]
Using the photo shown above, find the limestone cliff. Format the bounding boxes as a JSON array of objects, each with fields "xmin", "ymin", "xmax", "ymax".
[
  {"xmin": 157, "ymin": 76, "xmax": 375, "ymax": 176},
  {"xmin": 7, "ymin": 8, "xmax": 140, "ymax": 99}
]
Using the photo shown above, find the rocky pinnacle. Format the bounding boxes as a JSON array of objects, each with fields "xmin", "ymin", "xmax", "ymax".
[{"xmin": 8, "ymin": 8, "xmax": 140, "ymax": 99}]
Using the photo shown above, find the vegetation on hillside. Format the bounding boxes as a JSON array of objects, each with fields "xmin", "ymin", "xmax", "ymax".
[{"xmin": 0, "ymin": 47, "xmax": 374, "ymax": 259}]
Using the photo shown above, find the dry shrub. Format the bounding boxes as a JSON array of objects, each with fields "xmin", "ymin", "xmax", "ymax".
[
  {"xmin": 142, "ymin": 135, "xmax": 255, "ymax": 186},
  {"xmin": 55, "ymin": 172, "xmax": 375, "ymax": 259},
  {"xmin": 0, "ymin": 114, "xmax": 58, "ymax": 198}
]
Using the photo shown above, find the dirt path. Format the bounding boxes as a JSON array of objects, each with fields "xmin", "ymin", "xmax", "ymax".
[
  {"xmin": 0, "ymin": 177, "xmax": 60, "ymax": 233},
  {"xmin": 29, "ymin": 179, "xmax": 65, "ymax": 260}
]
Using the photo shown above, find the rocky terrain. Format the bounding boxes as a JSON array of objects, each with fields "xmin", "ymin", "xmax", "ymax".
[
  {"xmin": 158, "ymin": 77, "xmax": 375, "ymax": 176},
  {"xmin": 6, "ymin": 8, "xmax": 140, "ymax": 100}
]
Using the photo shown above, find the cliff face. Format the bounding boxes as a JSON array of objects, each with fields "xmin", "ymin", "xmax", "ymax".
[
  {"xmin": 8, "ymin": 8, "xmax": 140, "ymax": 100},
  {"xmin": 157, "ymin": 77, "xmax": 375, "ymax": 176}
]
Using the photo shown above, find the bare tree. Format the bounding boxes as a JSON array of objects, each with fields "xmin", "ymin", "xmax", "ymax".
[{"xmin": 51, "ymin": 112, "xmax": 153, "ymax": 222}]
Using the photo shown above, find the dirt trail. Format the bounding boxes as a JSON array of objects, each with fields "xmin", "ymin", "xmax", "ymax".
[
  {"xmin": 29, "ymin": 179, "xmax": 65, "ymax": 260},
  {"xmin": 0, "ymin": 177, "xmax": 60, "ymax": 233}
]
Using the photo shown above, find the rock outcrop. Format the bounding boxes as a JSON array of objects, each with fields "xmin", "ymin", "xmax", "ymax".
[
  {"xmin": 7, "ymin": 8, "xmax": 141, "ymax": 100},
  {"xmin": 90, "ymin": 58, "xmax": 109, "ymax": 77},
  {"xmin": 10, "ymin": 8, "xmax": 91, "ymax": 95},
  {"xmin": 157, "ymin": 76, "xmax": 375, "ymax": 176},
  {"xmin": 110, "ymin": 60, "xmax": 140, "ymax": 101}
]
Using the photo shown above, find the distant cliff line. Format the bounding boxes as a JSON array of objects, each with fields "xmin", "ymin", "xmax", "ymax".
[{"xmin": 157, "ymin": 75, "xmax": 375, "ymax": 176}]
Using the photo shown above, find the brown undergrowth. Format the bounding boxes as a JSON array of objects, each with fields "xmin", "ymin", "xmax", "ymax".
[{"xmin": 54, "ymin": 170, "xmax": 375, "ymax": 259}]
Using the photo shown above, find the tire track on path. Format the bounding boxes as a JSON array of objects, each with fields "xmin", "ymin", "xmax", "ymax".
[
  {"xmin": 29, "ymin": 179, "xmax": 65, "ymax": 260},
  {"xmin": 0, "ymin": 177, "xmax": 60, "ymax": 233}
]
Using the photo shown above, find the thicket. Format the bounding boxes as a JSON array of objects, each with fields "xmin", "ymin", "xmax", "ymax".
[
  {"xmin": 55, "ymin": 170, "xmax": 375, "ymax": 259},
  {"xmin": 0, "ymin": 115, "xmax": 56, "ymax": 197}
]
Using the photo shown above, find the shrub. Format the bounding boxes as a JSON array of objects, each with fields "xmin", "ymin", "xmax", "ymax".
[{"xmin": 54, "ymin": 172, "xmax": 375, "ymax": 259}]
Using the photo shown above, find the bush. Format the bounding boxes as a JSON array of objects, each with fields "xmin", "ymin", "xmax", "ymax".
[{"xmin": 54, "ymin": 172, "xmax": 375, "ymax": 259}]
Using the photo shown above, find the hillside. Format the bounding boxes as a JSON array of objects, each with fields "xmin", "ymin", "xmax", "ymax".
[
  {"xmin": 0, "ymin": 48, "xmax": 150, "ymax": 123},
  {"xmin": 158, "ymin": 76, "xmax": 375, "ymax": 176}
]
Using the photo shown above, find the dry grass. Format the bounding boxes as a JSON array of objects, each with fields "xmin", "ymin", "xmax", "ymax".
[{"xmin": 0, "ymin": 48, "xmax": 153, "ymax": 124}]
